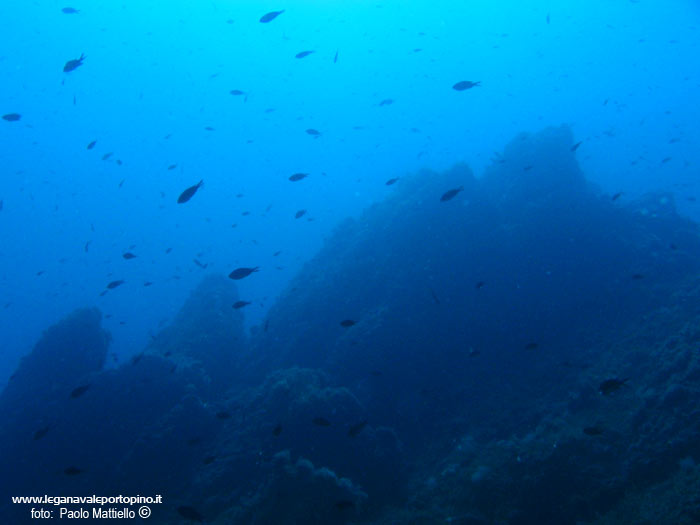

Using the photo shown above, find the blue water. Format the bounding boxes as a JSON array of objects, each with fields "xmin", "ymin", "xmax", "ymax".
[{"xmin": 1, "ymin": 2, "xmax": 700, "ymax": 523}]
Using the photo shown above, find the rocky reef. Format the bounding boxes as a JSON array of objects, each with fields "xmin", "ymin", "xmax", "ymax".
[{"xmin": 3, "ymin": 126, "xmax": 700, "ymax": 524}]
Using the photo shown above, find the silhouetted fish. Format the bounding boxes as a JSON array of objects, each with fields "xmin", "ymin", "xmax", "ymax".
[
  {"xmin": 233, "ymin": 301, "xmax": 251, "ymax": 309},
  {"xmin": 347, "ymin": 420, "xmax": 367, "ymax": 437},
  {"xmin": 475, "ymin": 281, "xmax": 485, "ymax": 289},
  {"xmin": 305, "ymin": 128, "xmax": 321, "ymax": 136},
  {"xmin": 440, "ymin": 187, "xmax": 463, "ymax": 201},
  {"xmin": 202, "ymin": 455, "xmax": 216, "ymax": 465},
  {"xmin": 259, "ymin": 10, "xmax": 284, "ymax": 23},
  {"xmin": 334, "ymin": 50, "xmax": 339, "ymax": 63},
  {"xmin": 295, "ymin": 50, "xmax": 314, "ymax": 59},
  {"xmin": 106, "ymin": 280, "xmax": 124, "ymax": 289},
  {"xmin": 583, "ymin": 426, "xmax": 604, "ymax": 436},
  {"xmin": 524, "ymin": 342, "xmax": 538, "ymax": 350},
  {"xmin": 335, "ymin": 500, "xmax": 356, "ymax": 511},
  {"xmin": 571, "ymin": 141, "xmax": 583, "ymax": 152},
  {"xmin": 70, "ymin": 384, "xmax": 90, "ymax": 398},
  {"xmin": 288, "ymin": 173, "xmax": 308, "ymax": 182},
  {"xmin": 340, "ymin": 319, "xmax": 356, "ymax": 327},
  {"xmin": 313, "ymin": 417, "xmax": 331, "ymax": 427},
  {"xmin": 612, "ymin": 192, "xmax": 623, "ymax": 201},
  {"xmin": 2, "ymin": 113, "xmax": 21, "ymax": 122},
  {"xmin": 379, "ymin": 99, "xmax": 394, "ymax": 106},
  {"xmin": 452, "ymin": 80, "xmax": 480, "ymax": 91},
  {"xmin": 177, "ymin": 180, "xmax": 203, "ymax": 203},
  {"xmin": 193, "ymin": 259, "xmax": 208, "ymax": 269},
  {"xmin": 33, "ymin": 426, "xmax": 50, "ymax": 440},
  {"xmin": 64, "ymin": 466, "xmax": 83, "ymax": 475},
  {"xmin": 167, "ymin": 164, "xmax": 177, "ymax": 170},
  {"xmin": 122, "ymin": 252, "xmax": 137, "ymax": 260},
  {"xmin": 273, "ymin": 423, "xmax": 283, "ymax": 436},
  {"xmin": 63, "ymin": 53, "xmax": 85, "ymax": 73},
  {"xmin": 215, "ymin": 411, "xmax": 231, "ymax": 419},
  {"xmin": 385, "ymin": 177, "xmax": 399, "ymax": 185},
  {"xmin": 86, "ymin": 140, "xmax": 97, "ymax": 149},
  {"xmin": 295, "ymin": 209, "xmax": 306, "ymax": 219},
  {"xmin": 62, "ymin": 7, "xmax": 79, "ymax": 14},
  {"xmin": 229, "ymin": 267, "xmax": 259, "ymax": 280},
  {"xmin": 599, "ymin": 378, "xmax": 628, "ymax": 395},
  {"xmin": 177, "ymin": 505, "xmax": 204, "ymax": 522},
  {"xmin": 230, "ymin": 89, "xmax": 245, "ymax": 96}
]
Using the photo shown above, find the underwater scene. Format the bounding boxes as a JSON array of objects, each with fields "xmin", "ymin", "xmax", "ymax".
[{"xmin": 2, "ymin": 1, "xmax": 700, "ymax": 523}]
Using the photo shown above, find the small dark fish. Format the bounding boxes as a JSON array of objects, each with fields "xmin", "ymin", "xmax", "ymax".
[
  {"xmin": 2, "ymin": 113, "xmax": 21, "ymax": 122},
  {"xmin": 546, "ymin": 13, "xmax": 550, "ymax": 24},
  {"xmin": 202, "ymin": 455, "xmax": 216, "ymax": 465},
  {"xmin": 259, "ymin": 10, "xmax": 284, "ymax": 23},
  {"xmin": 167, "ymin": 164, "xmax": 177, "ymax": 170},
  {"xmin": 86, "ymin": 140, "xmax": 97, "ymax": 150},
  {"xmin": 524, "ymin": 342, "xmax": 538, "ymax": 350},
  {"xmin": 70, "ymin": 384, "xmax": 90, "ymax": 399},
  {"xmin": 347, "ymin": 420, "xmax": 367, "ymax": 437},
  {"xmin": 122, "ymin": 252, "xmax": 137, "ymax": 260},
  {"xmin": 475, "ymin": 281, "xmax": 485, "ymax": 289},
  {"xmin": 33, "ymin": 426, "xmax": 50, "ymax": 440},
  {"xmin": 340, "ymin": 319, "xmax": 356, "ymax": 328},
  {"xmin": 273, "ymin": 423, "xmax": 283, "ymax": 436},
  {"xmin": 186, "ymin": 437, "xmax": 202, "ymax": 446},
  {"xmin": 64, "ymin": 466, "xmax": 83, "ymax": 476},
  {"xmin": 273, "ymin": 250, "xmax": 282, "ymax": 256},
  {"xmin": 385, "ymin": 177, "xmax": 399, "ymax": 185},
  {"xmin": 631, "ymin": 273, "xmax": 645, "ymax": 280},
  {"xmin": 295, "ymin": 209, "xmax": 306, "ymax": 219},
  {"xmin": 335, "ymin": 500, "xmax": 356, "ymax": 511},
  {"xmin": 583, "ymin": 426, "xmax": 604, "ymax": 436},
  {"xmin": 599, "ymin": 378, "xmax": 629, "ymax": 396},
  {"xmin": 233, "ymin": 300, "xmax": 251, "ymax": 309},
  {"xmin": 177, "ymin": 179, "xmax": 203, "ymax": 203},
  {"xmin": 305, "ymin": 128, "xmax": 321, "ymax": 136},
  {"xmin": 571, "ymin": 141, "xmax": 583, "ymax": 152},
  {"xmin": 295, "ymin": 50, "xmax": 315, "ymax": 59},
  {"xmin": 62, "ymin": 7, "xmax": 80, "ymax": 14},
  {"xmin": 215, "ymin": 411, "xmax": 231, "ymax": 419},
  {"xmin": 379, "ymin": 99, "xmax": 394, "ymax": 106},
  {"xmin": 229, "ymin": 267, "xmax": 259, "ymax": 280},
  {"xmin": 143, "ymin": 281, "xmax": 153, "ymax": 287},
  {"xmin": 468, "ymin": 348, "xmax": 481, "ymax": 358},
  {"xmin": 101, "ymin": 152, "xmax": 113, "ymax": 161},
  {"xmin": 452, "ymin": 80, "xmax": 481, "ymax": 91},
  {"xmin": 63, "ymin": 53, "xmax": 85, "ymax": 73},
  {"xmin": 193, "ymin": 259, "xmax": 208, "ymax": 269},
  {"xmin": 430, "ymin": 289, "xmax": 440, "ymax": 305},
  {"xmin": 84, "ymin": 240, "xmax": 91, "ymax": 252},
  {"xmin": 313, "ymin": 417, "xmax": 331, "ymax": 427},
  {"xmin": 334, "ymin": 50, "xmax": 338, "ymax": 63},
  {"xmin": 230, "ymin": 89, "xmax": 245, "ymax": 96},
  {"xmin": 661, "ymin": 157, "xmax": 672, "ymax": 164},
  {"xmin": 440, "ymin": 186, "xmax": 463, "ymax": 202},
  {"xmin": 611, "ymin": 192, "xmax": 623, "ymax": 201},
  {"xmin": 177, "ymin": 505, "xmax": 204, "ymax": 522},
  {"xmin": 106, "ymin": 280, "xmax": 124, "ymax": 289},
  {"xmin": 288, "ymin": 172, "xmax": 308, "ymax": 182}
]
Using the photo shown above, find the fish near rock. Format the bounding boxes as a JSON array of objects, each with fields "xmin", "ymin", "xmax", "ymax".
[
  {"xmin": 63, "ymin": 54, "xmax": 85, "ymax": 73},
  {"xmin": 440, "ymin": 186, "xmax": 463, "ymax": 202},
  {"xmin": 229, "ymin": 267, "xmax": 259, "ymax": 280},
  {"xmin": 177, "ymin": 180, "xmax": 203, "ymax": 203},
  {"xmin": 599, "ymin": 378, "xmax": 628, "ymax": 396}
]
